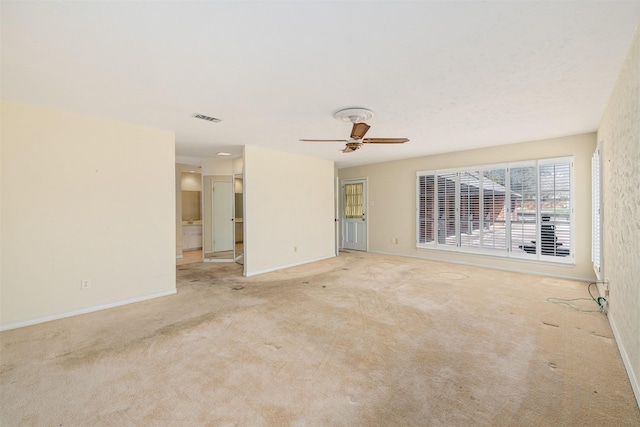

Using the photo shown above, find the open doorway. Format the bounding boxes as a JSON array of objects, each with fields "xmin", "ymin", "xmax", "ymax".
[{"xmin": 177, "ymin": 167, "xmax": 203, "ymax": 265}]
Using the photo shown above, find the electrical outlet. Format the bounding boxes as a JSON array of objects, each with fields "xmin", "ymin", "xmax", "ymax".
[{"xmin": 80, "ymin": 279, "xmax": 91, "ymax": 290}]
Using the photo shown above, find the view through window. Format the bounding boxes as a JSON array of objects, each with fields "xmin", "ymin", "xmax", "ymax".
[{"xmin": 417, "ymin": 157, "xmax": 573, "ymax": 263}]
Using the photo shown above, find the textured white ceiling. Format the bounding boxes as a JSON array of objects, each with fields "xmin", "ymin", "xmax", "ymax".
[{"xmin": 2, "ymin": 1, "xmax": 639, "ymax": 168}]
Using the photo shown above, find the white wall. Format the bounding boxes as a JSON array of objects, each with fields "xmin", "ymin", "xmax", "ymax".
[
  {"xmin": 597, "ymin": 24, "xmax": 640, "ymax": 407},
  {"xmin": 339, "ymin": 133, "xmax": 596, "ymax": 281},
  {"xmin": 244, "ymin": 145, "xmax": 335, "ymax": 275},
  {"xmin": 0, "ymin": 100, "xmax": 176, "ymax": 329}
]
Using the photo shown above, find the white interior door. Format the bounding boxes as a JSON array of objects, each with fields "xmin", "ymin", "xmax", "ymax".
[
  {"xmin": 335, "ymin": 177, "xmax": 339, "ymax": 256},
  {"xmin": 213, "ymin": 180, "xmax": 234, "ymax": 252},
  {"xmin": 342, "ymin": 179, "xmax": 367, "ymax": 251}
]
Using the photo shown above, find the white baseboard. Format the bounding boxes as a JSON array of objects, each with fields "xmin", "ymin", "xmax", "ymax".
[
  {"xmin": 369, "ymin": 250, "xmax": 595, "ymax": 283},
  {"xmin": 0, "ymin": 289, "xmax": 177, "ymax": 331},
  {"xmin": 608, "ymin": 314, "xmax": 640, "ymax": 410},
  {"xmin": 245, "ymin": 254, "xmax": 336, "ymax": 277}
]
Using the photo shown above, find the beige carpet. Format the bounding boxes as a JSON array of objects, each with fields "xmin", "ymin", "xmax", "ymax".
[{"xmin": 1, "ymin": 252, "xmax": 638, "ymax": 426}]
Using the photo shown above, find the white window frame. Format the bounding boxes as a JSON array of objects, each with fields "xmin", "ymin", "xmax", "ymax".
[
  {"xmin": 416, "ymin": 157, "xmax": 574, "ymax": 264},
  {"xmin": 592, "ymin": 144, "xmax": 603, "ymax": 279}
]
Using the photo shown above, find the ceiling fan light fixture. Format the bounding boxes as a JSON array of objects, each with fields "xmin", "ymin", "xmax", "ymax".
[
  {"xmin": 333, "ymin": 108, "xmax": 374, "ymax": 124},
  {"xmin": 344, "ymin": 142, "xmax": 362, "ymax": 152}
]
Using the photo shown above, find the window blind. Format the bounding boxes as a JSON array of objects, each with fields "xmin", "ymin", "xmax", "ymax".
[{"xmin": 416, "ymin": 157, "xmax": 573, "ymax": 264}]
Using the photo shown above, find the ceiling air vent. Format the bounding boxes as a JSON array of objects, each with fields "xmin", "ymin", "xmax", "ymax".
[{"xmin": 193, "ymin": 114, "xmax": 221, "ymax": 123}]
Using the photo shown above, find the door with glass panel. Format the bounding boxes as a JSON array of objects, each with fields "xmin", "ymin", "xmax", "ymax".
[{"xmin": 342, "ymin": 179, "xmax": 367, "ymax": 251}]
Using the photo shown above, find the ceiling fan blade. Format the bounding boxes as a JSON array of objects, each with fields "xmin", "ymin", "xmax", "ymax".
[
  {"xmin": 300, "ymin": 139, "xmax": 348, "ymax": 142},
  {"xmin": 362, "ymin": 138, "xmax": 409, "ymax": 144},
  {"xmin": 350, "ymin": 122, "xmax": 371, "ymax": 139}
]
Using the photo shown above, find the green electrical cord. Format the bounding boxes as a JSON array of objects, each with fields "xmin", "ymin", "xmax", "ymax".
[
  {"xmin": 546, "ymin": 281, "xmax": 608, "ymax": 313},
  {"xmin": 545, "ymin": 297, "xmax": 601, "ymax": 313}
]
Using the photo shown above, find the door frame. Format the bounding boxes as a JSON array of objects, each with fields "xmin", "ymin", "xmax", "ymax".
[{"xmin": 341, "ymin": 177, "xmax": 368, "ymax": 252}]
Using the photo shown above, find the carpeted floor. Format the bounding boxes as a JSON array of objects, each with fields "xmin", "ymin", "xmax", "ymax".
[{"xmin": 1, "ymin": 252, "xmax": 638, "ymax": 426}]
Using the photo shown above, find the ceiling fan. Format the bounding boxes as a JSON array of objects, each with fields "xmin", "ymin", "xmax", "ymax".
[{"xmin": 300, "ymin": 108, "xmax": 409, "ymax": 153}]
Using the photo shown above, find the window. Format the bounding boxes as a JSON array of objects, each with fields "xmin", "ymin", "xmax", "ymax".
[
  {"xmin": 416, "ymin": 157, "xmax": 574, "ymax": 264},
  {"xmin": 539, "ymin": 160, "xmax": 571, "ymax": 258},
  {"xmin": 418, "ymin": 175, "xmax": 435, "ymax": 243},
  {"xmin": 437, "ymin": 171, "xmax": 457, "ymax": 248},
  {"xmin": 509, "ymin": 164, "xmax": 537, "ymax": 255},
  {"xmin": 344, "ymin": 182, "xmax": 364, "ymax": 219},
  {"xmin": 459, "ymin": 170, "xmax": 481, "ymax": 250},
  {"xmin": 592, "ymin": 146, "xmax": 602, "ymax": 277},
  {"xmin": 481, "ymin": 168, "xmax": 508, "ymax": 253}
]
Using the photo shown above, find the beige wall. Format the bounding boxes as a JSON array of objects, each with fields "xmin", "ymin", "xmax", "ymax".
[
  {"xmin": 0, "ymin": 100, "xmax": 176, "ymax": 329},
  {"xmin": 201, "ymin": 157, "xmax": 234, "ymax": 176},
  {"xmin": 597, "ymin": 25, "xmax": 640, "ymax": 406},
  {"xmin": 233, "ymin": 157, "xmax": 244, "ymax": 175},
  {"xmin": 339, "ymin": 133, "xmax": 596, "ymax": 280},
  {"xmin": 181, "ymin": 172, "xmax": 202, "ymax": 192},
  {"xmin": 175, "ymin": 166, "xmax": 183, "ymax": 256},
  {"xmin": 244, "ymin": 145, "xmax": 335, "ymax": 275},
  {"xmin": 180, "ymin": 172, "xmax": 201, "ymax": 222}
]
